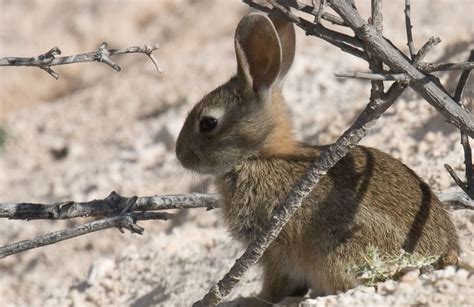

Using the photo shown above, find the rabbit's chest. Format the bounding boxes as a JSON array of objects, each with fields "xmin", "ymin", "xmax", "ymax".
[{"xmin": 215, "ymin": 159, "xmax": 305, "ymax": 243}]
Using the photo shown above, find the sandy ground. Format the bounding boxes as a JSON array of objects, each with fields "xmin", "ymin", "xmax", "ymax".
[{"xmin": 0, "ymin": 0, "xmax": 473, "ymax": 306}]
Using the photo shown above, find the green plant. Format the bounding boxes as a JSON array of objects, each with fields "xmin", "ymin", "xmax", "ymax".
[
  {"xmin": 350, "ymin": 245, "xmax": 438, "ymax": 286},
  {"xmin": 0, "ymin": 126, "xmax": 6, "ymax": 151}
]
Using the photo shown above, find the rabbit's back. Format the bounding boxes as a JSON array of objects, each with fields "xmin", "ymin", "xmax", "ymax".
[{"xmin": 216, "ymin": 145, "xmax": 459, "ymax": 283}]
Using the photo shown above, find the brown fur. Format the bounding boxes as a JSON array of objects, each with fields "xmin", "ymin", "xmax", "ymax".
[
  {"xmin": 216, "ymin": 146, "xmax": 459, "ymax": 302},
  {"xmin": 175, "ymin": 13, "xmax": 459, "ymax": 306}
]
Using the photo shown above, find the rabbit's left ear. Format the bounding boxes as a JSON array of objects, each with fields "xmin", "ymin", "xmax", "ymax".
[
  {"xmin": 234, "ymin": 13, "xmax": 282, "ymax": 94},
  {"xmin": 269, "ymin": 14, "xmax": 295, "ymax": 83}
]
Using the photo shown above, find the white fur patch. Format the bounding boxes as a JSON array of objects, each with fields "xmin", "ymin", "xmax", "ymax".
[{"xmin": 202, "ymin": 107, "xmax": 226, "ymax": 120}]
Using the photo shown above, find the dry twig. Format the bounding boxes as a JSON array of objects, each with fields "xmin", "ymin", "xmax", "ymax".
[
  {"xmin": 329, "ymin": 0, "xmax": 474, "ymax": 137},
  {"xmin": 438, "ymin": 191, "xmax": 474, "ymax": 209},
  {"xmin": 444, "ymin": 50, "xmax": 474, "ymax": 199},
  {"xmin": 0, "ymin": 209, "xmax": 174, "ymax": 259},
  {"xmin": 0, "ymin": 191, "xmax": 215, "ymax": 259},
  {"xmin": 0, "ymin": 42, "xmax": 162, "ymax": 79},
  {"xmin": 404, "ymin": 0, "xmax": 416, "ymax": 60},
  {"xmin": 368, "ymin": 0, "xmax": 384, "ymax": 100},
  {"xmin": 414, "ymin": 36, "xmax": 441, "ymax": 63},
  {"xmin": 335, "ymin": 61, "xmax": 474, "ymax": 82},
  {"xmin": 0, "ymin": 192, "xmax": 216, "ymax": 258},
  {"xmin": 243, "ymin": 0, "xmax": 367, "ymax": 60},
  {"xmin": 277, "ymin": 0, "xmax": 345, "ymax": 25},
  {"xmin": 0, "ymin": 191, "xmax": 217, "ymax": 220},
  {"xmin": 243, "ymin": 1, "xmax": 474, "ymax": 137},
  {"xmin": 335, "ymin": 71, "xmax": 409, "ymax": 81}
]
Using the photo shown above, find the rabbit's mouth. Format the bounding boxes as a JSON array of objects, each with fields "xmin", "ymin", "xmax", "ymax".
[
  {"xmin": 177, "ymin": 148, "xmax": 225, "ymax": 175},
  {"xmin": 187, "ymin": 161, "xmax": 235, "ymax": 176}
]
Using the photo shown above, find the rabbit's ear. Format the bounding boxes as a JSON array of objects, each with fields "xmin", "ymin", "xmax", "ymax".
[
  {"xmin": 269, "ymin": 14, "xmax": 295, "ymax": 82},
  {"xmin": 235, "ymin": 14, "xmax": 282, "ymax": 94}
]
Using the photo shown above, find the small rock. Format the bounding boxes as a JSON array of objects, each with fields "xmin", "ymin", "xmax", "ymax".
[
  {"xmin": 400, "ymin": 269, "xmax": 420, "ymax": 283},
  {"xmin": 377, "ymin": 280, "xmax": 397, "ymax": 295},
  {"xmin": 434, "ymin": 265, "xmax": 457, "ymax": 279},
  {"xmin": 87, "ymin": 258, "xmax": 115, "ymax": 285},
  {"xmin": 454, "ymin": 268, "xmax": 470, "ymax": 283}
]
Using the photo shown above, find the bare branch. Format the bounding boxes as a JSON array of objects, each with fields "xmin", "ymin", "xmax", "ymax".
[
  {"xmin": 0, "ymin": 42, "xmax": 162, "ymax": 79},
  {"xmin": 194, "ymin": 82, "xmax": 407, "ymax": 306},
  {"xmin": 335, "ymin": 71, "xmax": 409, "ymax": 81},
  {"xmin": 445, "ymin": 164, "xmax": 473, "ymax": 200},
  {"xmin": 244, "ymin": 0, "xmax": 474, "ymax": 136},
  {"xmin": 368, "ymin": 0, "xmax": 385, "ymax": 100},
  {"xmin": 454, "ymin": 52, "xmax": 474, "ymax": 103},
  {"xmin": 0, "ymin": 192, "xmax": 217, "ymax": 220},
  {"xmin": 414, "ymin": 36, "xmax": 441, "ymax": 63},
  {"xmin": 270, "ymin": 0, "xmax": 363, "ymax": 48},
  {"xmin": 336, "ymin": 61, "xmax": 474, "ymax": 82},
  {"xmin": 0, "ymin": 210, "xmax": 173, "ymax": 259},
  {"xmin": 445, "ymin": 50, "xmax": 474, "ymax": 199},
  {"xmin": 418, "ymin": 61, "xmax": 474, "ymax": 73},
  {"xmin": 404, "ymin": 0, "xmax": 416, "ymax": 60},
  {"xmin": 329, "ymin": 0, "xmax": 474, "ymax": 138},
  {"xmin": 444, "ymin": 164, "xmax": 469, "ymax": 195},
  {"xmin": 276, "ymin": 0, "xmax": 345, "ymax": 26},
  {"xmin": 243, "ymin": 0, "xmax": 367, "ymax": 60},
  {"xmin": 438, "ymin": 191, "xmax": 474, "ymax": 209}
]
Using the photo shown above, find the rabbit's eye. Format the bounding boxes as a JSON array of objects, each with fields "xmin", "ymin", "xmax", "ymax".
[{"xmin": 199, "ymin": 116, "xmax": 218, "ymax": 132}]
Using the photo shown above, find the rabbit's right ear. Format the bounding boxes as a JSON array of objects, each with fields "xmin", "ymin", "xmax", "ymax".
[
  {"xmin": 268, "ymin": 14, "xmax": 295, "ymax": 82},
  {"xmin": 235, "ymin": 14, "xmax": 282, "ymax": 95}
]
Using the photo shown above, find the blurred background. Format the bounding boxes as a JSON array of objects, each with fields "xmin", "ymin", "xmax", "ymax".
[{"xmin": 0, "ymin": 0, "xmax": 473, "ymax": 306}]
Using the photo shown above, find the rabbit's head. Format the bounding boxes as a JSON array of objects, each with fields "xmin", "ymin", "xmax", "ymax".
[{"xmin": 176, "ymin": 13, "xmax": 297, "ymax": 175}]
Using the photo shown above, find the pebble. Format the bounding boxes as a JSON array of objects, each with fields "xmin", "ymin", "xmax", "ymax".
[
  {"xmin": 377, "ymin": 280, "xmax": 397, "ymax": 295},
  {"xmin": 400, "ymin": 269, "xmax": 420, "ymax": 283},
  {"xmin": 87, "ymin": 258, "xmax": 115, "ymax": 285},
  {"xmin": 434, "ymin": 266, "xmax": 457, "ymax": 279}
]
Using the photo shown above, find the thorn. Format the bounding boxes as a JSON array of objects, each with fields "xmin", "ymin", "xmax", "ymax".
[
  {"xmin": 100, "ymin": 56, "xmax": 122, "ymax": 71},
  {"xmin": 40, "ymin": 66, "xmax": 59, "ymax": 79}
]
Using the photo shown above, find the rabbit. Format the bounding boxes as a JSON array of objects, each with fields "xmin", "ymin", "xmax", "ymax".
[{"xmin": 176, "ymin": 13, "xmax": 460, "ymax": 306}]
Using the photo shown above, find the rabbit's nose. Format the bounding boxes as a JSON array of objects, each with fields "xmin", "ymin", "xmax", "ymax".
[{"xmin": 176, "ymin": 146, "xmax": 199, "ymax": 170}]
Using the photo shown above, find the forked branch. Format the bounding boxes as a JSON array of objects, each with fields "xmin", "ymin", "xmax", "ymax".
[
  {"xmin": 0, "ymin": 191, "xmax": 217, "ymax": 220},
  {"xmin": 0, "ymin": 42, "xmax": 162, "ymax": 79},
  {"xmin": 0, "ymin": 191, "xmax": 219, "ymax": 258},
  {"xmin": 0, "ymin": 201, "xmax": 174, "ymax": 259}
]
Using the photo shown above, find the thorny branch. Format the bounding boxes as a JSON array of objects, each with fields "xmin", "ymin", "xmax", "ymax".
[
  {"xmin": 193, "ymin": 1, "xmax": 474, "ymax": 305},
  {"xmin": 0, "ymin": 192, "xmax": 216, "ymax": 258},
  {"xmin": 334, "ymin": 61, "xmax": 474, "ymax": 81},
  {"xmin": 329, "ymin": 0, "xmax": 474, "ymax": 137},
  {"xmin": 243, "ymin": 0, "xmax": 367, "ymax": 60},
  {"xmin": 0, "ymin": 197, "xmax": 174, "ymax": 259},
  {"xmin": 0, "ymin": 191, "xmax": 217, "ymax": 220},
  {"xmin": 0, "ymin": 42, "xmax": 162, "ymax": 79},
  {"xmin": 404, "ymin": 0, "xmax": 416, "ymax": 60},
  {"xmin": 444, "ymin": 50, "xmax": 474, "ymax": 200},
  {"xmin": 368, "ymin": 0, "xmax": 384, "ymax": 100},
  {"xmin": 335, "ymin": 71, "xmax": 409, "ymax": 81}
]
